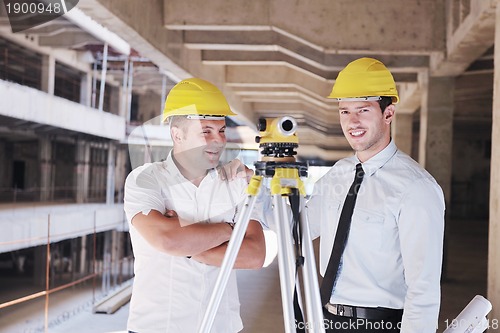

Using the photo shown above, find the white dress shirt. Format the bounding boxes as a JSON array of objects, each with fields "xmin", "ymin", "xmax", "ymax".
[
  {"xmin": 306, "ymin": 140, "xmax": 445, "ymax": 332},
  {"xmin": 124, "ymin": 153, "xmax": 263, "ymax": 333}
]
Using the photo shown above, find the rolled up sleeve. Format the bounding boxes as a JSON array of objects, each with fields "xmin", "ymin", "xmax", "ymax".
[{"xmin": 124, "ymin": 164, "xmax": 166, "ymax": 223}]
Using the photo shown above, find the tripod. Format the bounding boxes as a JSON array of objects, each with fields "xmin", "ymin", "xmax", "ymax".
[{"xmin": 198, "ymin": 157, "xmax": 325, "ymax": 333}]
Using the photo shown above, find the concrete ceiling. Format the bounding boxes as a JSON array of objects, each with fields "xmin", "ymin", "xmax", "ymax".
[{"xmin": 3, "ymin": 0, "xmax": 498, "ymax": 161}]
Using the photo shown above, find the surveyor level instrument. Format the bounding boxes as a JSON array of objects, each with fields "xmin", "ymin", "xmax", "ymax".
[{"xmin": 198, "ymin": 116, "xmax": 325, "ymax": 333}]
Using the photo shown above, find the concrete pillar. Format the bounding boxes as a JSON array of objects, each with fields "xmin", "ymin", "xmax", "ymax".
[
  {"xmin": 41, "ymin": 54, "xmax": 55, "ymax": 95},
  {"xmin": 118, "ymin": 86, "xmax": 126, "ymax": 118},
  {"xmin": 80, "ymin": 72, "xmax": 92, "ymax": 107},
  {"xmin": 0, "ymin": 139, "xmax": 6, "ymax": 189},
  {"xmin": 102, "ymin": 231, "xmax": 112, "ymax": 294},
  {"xmin": 126, "ymin": 60, "xmax": 134, "ymax": 122},
  {"xmin": 33, "ymin": 245, "xmax": 47, "ymax": 287},
  {"xmin": 419, "ymin": 76, "xmax": 454, "ymax": 283},
  {"xmin": 109, "ymin": 86, "xmax": 120, "ymax": 115},
  {"xmin": 418, "ymin": 72, "xmax": 429, "ymax": 167},
  {"xmin": 113, "ymin": 146, "xmax": 127, "ymax": 204},
  {"xmin": 39, "ymin": 137, "xmax": 52, "ymax": 201},
  {"xmin": 392, "ymin": 113, "xmax": 414, "ymax": 156},
  {"xmin": 111, "ymin": 230, "xmax": 123, "ymax": 286},
  {"xmin": 76, "ymin": 140, "xmax": 90, "ymax": 203},
  {"xmin": 4, "ymin": 142, "xmax": 13, "ymax": 198},
  {"xmin": 79, "ymin": 235, "xmax": 87, "ymax": 274},
  {"xmin": 70, "ymin": 238, "xmax": 77, "ymax": 281},
  {"xmin": 120, "ymin": 58, "xmax": 129, "ymax": 119},
  {"xmin": 488, "ymin": 1, "xmax": 500, "ymax": 322},
  {"xmin": 106, "ymin": 142, "xmax": 116, "ymax": 204},
  {"xmin": 419, "ymin": 76, "xmax": 454, "ymax": 204}
]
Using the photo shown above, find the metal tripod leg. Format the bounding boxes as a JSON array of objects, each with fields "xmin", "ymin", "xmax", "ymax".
[
  {"xmin": 273, "ymin": 194, "xmax": 299, "ymax": 333},
  {"xmin": 198, "ymin": 176, "xmax": 262, "ymax": 333},
  {"xmin": 198, "ymin": 173, "xmax": 325, "ymax": 333},
  {"xmin": 277, "ymin": 192, "xmax": 325, "ymax": 333},
  {"xmin": 299, "ymin": 198, "xmax": 326, "ymax": 333}
]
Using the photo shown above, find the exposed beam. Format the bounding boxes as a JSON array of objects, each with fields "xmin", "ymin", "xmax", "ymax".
[
  {"xmin": 38, "ymin": 32, "xmax": 100, "ymax": 48},
  {"xmin": 431, "ymin": 0, "xmax": 497, "ymax": 76}
]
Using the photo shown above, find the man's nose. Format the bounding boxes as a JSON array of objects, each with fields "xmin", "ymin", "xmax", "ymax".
[
  {"xmin": 348, "ymin": 113, "xmax": 361, "ymax": 125},
  {"xmin": 210, "ymin": 132, "xmax": 226, "ymax": 146}
]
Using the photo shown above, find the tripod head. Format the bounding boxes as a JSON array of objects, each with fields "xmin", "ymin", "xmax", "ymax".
[
  {"xmin": 254, "ymin": 116, "xmax": 307, "ymax": 177},
  {"xmin": 255, "ymin": 116, "xmax": 298, "ymax": 160}
]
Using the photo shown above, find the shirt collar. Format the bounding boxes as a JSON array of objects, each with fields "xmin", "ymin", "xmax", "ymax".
[{"xmin": 354, "ymin": 139, "xmax": 398, "ymax": 177}]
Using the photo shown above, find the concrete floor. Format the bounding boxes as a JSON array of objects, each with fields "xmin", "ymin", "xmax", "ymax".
[{"xmin": 0, "ymin": 218, "xmax": 489, "ymax": 333}]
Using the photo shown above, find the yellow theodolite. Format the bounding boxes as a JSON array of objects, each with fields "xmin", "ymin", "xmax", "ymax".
[{"xmin": 199, "ymin": 116, "xmax": 325, "ymax": 333}]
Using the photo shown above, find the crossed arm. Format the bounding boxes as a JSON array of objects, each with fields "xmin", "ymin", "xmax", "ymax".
[{"xmin": 131, "ymin": 210, "xmax": 266, "ymax": 269}]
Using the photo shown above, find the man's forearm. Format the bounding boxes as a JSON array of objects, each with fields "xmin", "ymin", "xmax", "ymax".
[
  {"xmin": 165, "ymin": 221, "xmax": 233, "ymax": 257},
  {"xmin": 132, "ymin": 210, "xmax": 233, "ymax": 257},
  {"xmin": 192, "ymin": 220, "xmax": 266, "ymax": 269}
]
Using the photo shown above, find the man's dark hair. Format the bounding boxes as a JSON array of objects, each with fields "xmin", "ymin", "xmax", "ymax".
[{"xmin": 378, "ymin": 96, "xmax": 393, "ymax": 113}]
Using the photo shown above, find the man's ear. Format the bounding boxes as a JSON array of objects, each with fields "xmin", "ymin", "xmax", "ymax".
[
  {"xmin": 170, "ymin": 126, "xmax": 183, "ymax": 144},
  {"xmin": 383, "ymin": 104, "xmax": 395, "ymax": 124}
]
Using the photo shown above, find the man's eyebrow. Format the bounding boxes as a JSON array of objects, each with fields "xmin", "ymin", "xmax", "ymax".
[
  {"xmin": 355, "ymin": 104, "xmax": 373, "ymax": 109},
  {"xmin": 339, "ymin": 104, "xmax": 374, "ymax": 111},
  {"xmin": 202, "ymin": 125, "xmax": 226, "ymax": 130}
]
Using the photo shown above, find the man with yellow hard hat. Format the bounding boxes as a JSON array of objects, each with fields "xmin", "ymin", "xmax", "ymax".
[
  {"xmin": 124, "ymin": 78, "xmax": 266, "ymax": 333},
  {"xmin": 307, "ymin": 58, "xmax": 445, "ymax": 332}
]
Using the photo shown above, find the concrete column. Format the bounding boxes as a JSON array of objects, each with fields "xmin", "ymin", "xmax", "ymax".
[
  {"xmin": 115, "ymin": 146, "xmax": 128, "ymax": 203},
  {"xmin": 102, "ymin": 231, "xmax": 112, "ymax": 294},
  {"xmin": 109, "ymin": 86, "xmax": 120, "ymax": 115},
  {"xmin": 419, "ymin": 76, "xmax": 454, "ymax": 204},
  {"xmin": 33, "ymin": 245, "xmax": 47, "ymax": 287},
  {"xmin": 0, "ymin": 139, "xmax": 6, "ymax": 189},
  {"xmin": 80, "ymin": 71, "xmax": 92, "ymax": 107},
  {"xmin": 70, "ymin": 238, "xmax": 77, "ymax": 281},
  {"xmin": 392, "ymin": 113, "xmax": 414, "ymax": 156},
  {"xmin": 418, "ymin": 72, "xmax": 429, "ymax": 167},
  {"xmin": 4, "ymin": 142, "xmax": 13, "ymax": 197},
  {"xmin": 120, "ymin": 58, "xmax": 129, "ymax": 119},
  {"xmin": 488, "ymin": 1, "xmax": 500, "ymax": 322},
  {"xmin": 41, "ymin": 54, "xmax": 55, "ymax": 95},
  {"xmin": 111, "ymin": 230, "xmax": 123, "ymax": 286},
  {"xmin": 126, "ymin": 60, "xmax": 134, "ymax": 122},
  {"xmin": 106, "ymin": 142, "xmax": 116, "ymax": 204},
  {"xmin": 79, "ymin": 235, "xmax": 87, "ymax": 274},
  {"xmin": 118, "ymin": 86, "xmax": 126, "ymax": 118},
  {"xmin": 39, "ymin": 137, "xmax": 52, "ymax": 201},
  {"xmin": 76, "ymin": 140, "xmax": 90, "ymax": 203},
  {"xmin": 418, "ymin": 76, "xmax": 454, "ymax": 283}
]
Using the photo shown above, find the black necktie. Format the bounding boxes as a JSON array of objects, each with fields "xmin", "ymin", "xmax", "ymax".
[{"xmin": 320, "ymin": 163, "xmax": 365, "ymax": 306}]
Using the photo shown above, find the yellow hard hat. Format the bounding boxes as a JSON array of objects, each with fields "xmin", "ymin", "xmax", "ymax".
[
  {"xmin": 328, "ymin": 57, "xmax": 399, "ymax": 104},
  {"xmin": 162, "ymin": 78, "xmax": 236, "ymax": 122}
]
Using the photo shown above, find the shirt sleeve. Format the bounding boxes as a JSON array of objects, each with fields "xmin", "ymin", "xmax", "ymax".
[
  {"xmin": 249, "ymin": 182, "xmax": 273, "ymax": 229},
  {"xmin": 305, "ymin": 176, "xmax": 328, "ymax": 240},
  {"xmin": 398, "ymin": 177, "xmax": 445, "ymax": 332},
  {"xmin": 124, "ymin": 164, "xmax": 166, "ymax": 223}
]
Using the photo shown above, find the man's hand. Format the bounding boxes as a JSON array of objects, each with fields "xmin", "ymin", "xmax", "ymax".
[{"xmin": 218, "ymin": 159, "xmax": 254, "ymax": 183}]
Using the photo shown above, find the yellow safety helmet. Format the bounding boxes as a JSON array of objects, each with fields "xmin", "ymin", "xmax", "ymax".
[
  {"xmin": 162, "ymin": 78, "xmax": 236, "ymax": 122},
  {"xmin": 328, "ymin": 57, "xmax": 399, "ymax": 104}
]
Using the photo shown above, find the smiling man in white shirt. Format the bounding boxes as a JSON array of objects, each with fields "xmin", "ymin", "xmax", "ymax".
[
  {"xmin": 307, "ymin": 58, "xmax": 445, "ymax": 332},
  {"xmin": 124, "ymin": 78, "xmax": 266, "ymax": 333}
]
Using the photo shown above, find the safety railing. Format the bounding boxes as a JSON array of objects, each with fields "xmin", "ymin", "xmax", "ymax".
[
  {"xmin": 0, "ymin": 204, "xmax": 133, "ymax": 333},
  {"xmin": 0, "ymin": 185, "xmax": 118, "ymax": 204}
]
